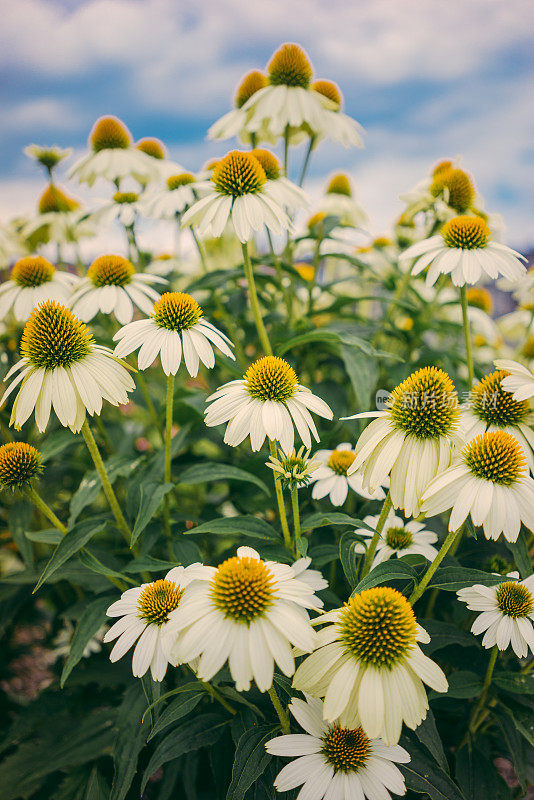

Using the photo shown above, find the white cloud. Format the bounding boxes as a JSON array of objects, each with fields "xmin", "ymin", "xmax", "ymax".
[{"xmin": 0, "ymin": 98, "xmax": 83, "ymax": 138}]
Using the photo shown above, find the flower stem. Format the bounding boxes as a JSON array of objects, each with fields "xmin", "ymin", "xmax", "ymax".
[
  {"xmin": 25, "ymin": 486, "xmax": 67, "ymax": 534},
  {"xmin": 299, "ymin": 135, "xmax": 316, "ymax": 186},
  {"xmin": 268, "ymin": 685, "xmax": 291, "ymax": 734},
  {"xmin": 460, "ymin": 285, "xmax": 474, "ymax": 390},
  {"xmin": 360, "ymin": 492, "xmax": 392, "ymax": 578},
  {"xmin": 242, "ymin": 241, "xmax": 273, "ymax": 356},
  {"xmin": 290, "ymin": 486, "xmax": 302, "ymax": 556},
  {"xmin": 163, "ymin": 373, "xmax": 175, "ymax": 555},
  {"xmin": 469, "ymin": 645, "xmax": 499, "ymax": 734},
  {"xmin": 409, "ymin": 525, "xmax": 463, "ymax": 605},
  {"xmin": 201, "ymin": 681, "xmax": 237, "ymax": 715},
  {"xmin": 269, "ymin": 440, "xmax": 292, "ymax": 551},
  {"xmin": 81, "ymin": 419, "xmax": 132, "ymax": 544},
  {"xmin": 266, "ymin": 228, "xmax": 292, "ymax": 323}
]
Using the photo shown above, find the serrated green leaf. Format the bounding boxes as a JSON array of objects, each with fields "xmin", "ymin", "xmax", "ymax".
[
  {"xmin": 178, "ymin": 462, "xmax": 269, "ymax": 494},
  {"xmin": 131, "ymin": 482, "xmax": 174, "ymax": 546},
  {"xmin": 413, "ymin": 710, "xmax": 449, "ymax": 773},
  {"xmin": 427, "ymin": 566, "xmax": 503, "ymax": 592},
  {"xmin": 339, "ymin": 531, "xmax": 365, "ymax": 588},
  {"xmin": 226, "ymin": 724, "xmax": 278, "ymax": 800},
  {"xmin": 147, "ymin": 691, "xmax": 204, "ymax": 741},
  {"xmin": 34, "ymin": 516, "xmax": 108, "ymax": 592},
  {"xmin": 353, "ymin": 559, "xmax": 418, "ymax": 594},
  {"xmin": 78, "ymin": 549, "xmax": 135, "ymax": 585},
  {"xmin": 25, "ymin": 528, "xmax": 63, "ymax": 544}
]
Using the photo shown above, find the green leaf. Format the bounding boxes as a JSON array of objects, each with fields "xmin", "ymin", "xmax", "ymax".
[
  {"xmin": 494, "ymin": 671, "xmax": 534, "ymax": 695},
  {"xmin": 435, "ymin": 671, "xmax": 482, "ymax": 699},
  {"xmin": 69, "ymin": 456, "xmax": 142, "ymax": 525},
  {"xmin": 131, "ymin": 482, "xmax": 174, "ymax": 546},
  {"xmin": 226, "ymin": 724, "xmax": 278, "ymax": 800},
  {"xmin": 339, "ymin": 531, "xmax": 365, "ymax": 588},
  {"xmin": 25, "ymin": 528, "xmax": 63, "ymax": 544},
  {"xmin": 353, "ymin": 560, "xmax": 418, "ymax": 594},
  {"xmin": 34, "ymin": 516, "xmax": 108, "ymax": 593},
  {"xmin": 302, "ymin": 512, "xmax": 371, "ymax": 531},
  {"xmin": 141, "ymin": 713, "xmax": 229, "ymax": 794},
  {"xmin": 39, "ymin": 429, "xmax": 76, "ymax": 461},
  {"xmin": 61, "ymin": 594, "xmax": 112, "ymax": 687},
  {"xmin": 9, "ymin": 501, "xmax": 34, "ymax": 565},
  {"xmin": 455, "ymin": 744, "xmax": 509, "ymax": 800},
  {"xmin": 78, "ymin": 549, "xmax": 135, "ymax": 585},
  {"xmin": 110, "ymin": 684, "xmax": 151, "ymax": 800},
  {"xmin": 496, "ymin": 711, "xmax": 528, "ymax": 791},
  {"xmin": 420, "ymin": 619, "xmax": 479, "ymax": 655},
  {"xmin": 499, "ymin": 698, "xmax": 534, "ymax": 747},
  {"xmin": 84, "ymin": 767, "xmax": 109, "ymax": 800},
  {"xmin": 185, "ymin": 516, "xmax": 280, "ymax": 541},
  {"xmin": 147, "ymin": 691, "xmax": 205, "ymax": 741},
  {"xmin": 400, "ymin": 735, "xmax": 466, "ymax": 800},
  {"xmin": 427, "ymin": 566, "xmax": 502, "ymax": 592},
  {"xmin": 123, "ymin": 555, "xmax": 177, "ymax": 573},
  {"xmin": 413, "ymin": 711, "xmax": 449, "ymax": 773},
  {"xmin": 340, "ymin": 343, "xmax": 379, "ymax": 412},
  {"xmin": 178, "ymin": 462, "xmax": 269, "ymax": 494},
  {"xmin": 505, "ymin": 531, "xmax": 532, "ymax": 578},
  {"xmin": 276, "ymin": 329, "xmax": 341, "ymax": 355},
  {"xmin": 141, "ymin": 681, "xmax": 204, "ymax": 720}
]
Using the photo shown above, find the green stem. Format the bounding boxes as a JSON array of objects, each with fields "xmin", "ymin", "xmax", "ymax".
[
  {"xmin": 283, "ymin": 126, "xmax": 290, "ymax": 177},
  {"xmin": 299, "ymin": 135, "xmax": 316, "ymax": 187},
  {"xmin": 290, "ymin": 486, "xmax": 301, "ymax": 556},
  {"xmin": 266, "ymin": 228, "xmax": 292, "ymax": 323},
  {"xmin": 25, "ymin": 486, "xmax": 67, "ymax": 534},
  {"xmin": 81, "ymin": 419, "xmax": 132, "ymax": 544},
  {"xmin": 469, "ymin": 645, "xmax": 499, "ymax": 734},
  {"xmin": 269, "ymin": 440, "xmax": 292, "ymax": 551},
  {"xmin": 242, "ymin": 241, "xmax": 272, "ymax": 355},
  {"xmin": 163, "ymin": 373, "xmax": 175, "ymax": 554},
  {"xmin": 268, "ymin": 685, "xmax": 291, "ymax": 733},
  {"xmin": 460, "ymin": 285, "xmax": 474, "ymax": 390},
  {"xmin": 94, "ymin": 414, "xmax": 114, "ymax": 454},
  {"xmin": 201, "ymin": 681, "xmax": 237, "ymax": 715},
  {"xmin": 360, "ymin": 492, "xmax": 392, "ymax": 578},
  {"xmin": 409, "ymin": 525, "xmax": 463, "ymax": 605}
]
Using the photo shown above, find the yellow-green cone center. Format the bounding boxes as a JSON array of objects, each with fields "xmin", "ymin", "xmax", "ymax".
[
  {"xmin": 244, "ymin": 356, "xmax": 298, "ymax": 401},
  {"xmin": 268, "ymin": 43, "xmax": 313, "ymax": 88},
  {"xmin": 90, "ymin": 116, "xmax": 131, "ymax": 151},
  {"xmin": 496, "ymin": 582, "xmax": 534, "ymax": 618},
  {"xmin": 235, "ymin": 70, "xmax": 268, "ymax": 108},
  {"xmin": 385, "ymin": 526, "xmax": 413, "ymax": 550},
  {"xmin": 21, "ymin": 301, "xmax": 93, "ymax": 369},
  {"xmin": 87, "ymin": 255, "xmax": 135, "ymax": 287},
  {"xmin": 137, "ymin": 579, "xmax": 184, "ymax": 625},
  {"xmin": 152, "ymin": 292, "xmax": 203, "ymax": 331},
  {"xmin": 250, "ymin": 149, "xmax": 281, "ymax": 180},
  {"xmin": 464, "ymin": 431, "xmax": 526, "ymax": 485},
  {"xmin": 322, "ymin": 726, "xmax": 370, "ymax": 774},
  {"xmin": 388, "ymin": 366, "xmax": 460, "ymax": 439},
  {"xmin": 12, "ymin": 256, "xmax": 55, "ymax": 287},
  {"xmin": 113, "ymin": 191, "xmax": 138, "ymax": 204},
  {"xmin": 212, "ymin": 151, "xmax": 266, "ymax": 197},
  {"xmin": 167, "ymin": 173, "xmax": 195, "ymax": 190},
  {"xmin": 430, "ymin": 168, "xmax": 475, "ymax": 212},
  {"xmin": 328, "ymin": 449, "xmax": 356, "ymax": 475},
  {"xmin": 442, "ymin": 216, "xmax": 490, "ymax": 250},
  {"xmin": 0, "ymin": 442, "xmax": 42, "ymax": 489},
  {"xmin": 210, "ymin": 556, "xmax": 275, "ymax": 624},
  {"xmin": 471, "ymin": 371, "xmax": 530, "ymax": 426}
]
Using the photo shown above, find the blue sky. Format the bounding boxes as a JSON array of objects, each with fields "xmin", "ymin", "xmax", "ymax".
[{"xmin": 1, "ymin": 0, "xmax": 533, "ymax": 247}]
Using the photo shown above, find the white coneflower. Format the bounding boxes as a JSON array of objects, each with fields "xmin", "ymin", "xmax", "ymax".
[
  {"xmin": 134, "ymin": 137, "xmax": 185, "ymax": 180},
  {"xmin": 69, "ymin": 116, "xmax": 157, "ymax": 186},
  {"xmin": 0, "ymin": 441, "xmax": 43, "ymax": 491},
  {"xmin": 24, "ymin": 144, "xmax": 72, "ymax": 173},
  {"xmin": 0, "ymin": 256, "xmax": 77, "ymax": 322},
  {"xmin": 69, "ymin": 255, "xmax": 166, "ymax": 325},
  {"xmin": 239, "ymin": 44, "xmax": 333, "ymax": 142},
  {"xmin": 208, "ymin": 70, "xmax": 272, "ymax": 143},
  {"xmin": 140, "ymin": 172, "xmax": 207, "ymax": 219},
  {"xmin": 204, "ymin": 355, "xmax": 333, "ymax": 453},
  {"xmin": 181, "ymin": 150, "xmax": 293, "ymax": 243},
  {"xmin": 1, "ymin": 300, "xmax": 134, "ymax": 433},
  {"xmin": 457, "ymin": 575, "xmax": 534, "ymax": 658},
  {"xmin": 310, "ymin": 443, "xmax": 387, "ymax": 506},
  {"xmin": 353, "ymin": 511, "xmax": 438, "ymax": 568},
  {"xmin": 104, "ymin": 565, "xmax": 204, "ymax": 681},
  {"xmin": 113, "ymin": 291, "xmax": 235, "ymax": 376},
  {"xmin": 250, "ymin": 148, "xmax": 308, "ymax": 211},
  {"xmin": 311, "ymin": 80, "xmax": 365, "ymax": 148},
  {"xmin": 88, "ymin": 190, "xmax": 144, "ymax": 228},
  {"xmin": 22, "ymin": 185, "xmax": 93, "ymax": 248},
  {"xmin": 266, "ymin": 446, "xmax": 319, "ymax": 489},
  {"xmin": 266, "ymin": 695, "xmax": 409, "ymax": 800},
  {"xmin": 495, "ymin": 359, "xmax": 534, "ymax": 402},
  {"xmin": 293, "ymin": 586, "xmax": 448, "ymax": 745},
  {"xmin": 162, "ymin": 546, "xmax": 323, "ymax": 692},
  {"xmin": 318, "ymin": 173, "xmax": 368, "ymax": 228},
  {"xmin": 400, "ymin": 215, "xmax": 526, "ymax": 287},
  {"xmin": 401, "ymin": 162, "xmax": 478, "ymax": 221},
  {"xmin": 461, "ymin": 369, "xmax": 534, "ymax": 470},
  {"xmin": 343, "ymin": 367, "xmax": 462, "ymax": 517},
  {"xmin": 421, "ymin": 430, "xmax": 534, "ymax": 542}
]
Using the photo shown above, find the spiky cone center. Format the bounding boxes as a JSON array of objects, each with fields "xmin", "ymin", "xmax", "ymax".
[
  {"xmin": 313, "ymin": 79, "xmax": 342, "ymax": 108},
  {"xmin": 338, "ymin": 587, "xmax": 417, "ymax": 668},
  {"xmin": 273, "ymin": 452, "xmax": 312, "ymax": 485},
  {"xmin": 32, "ymin": 148, "xmax": 65, "ymax": 170},
  {"xmin": 322, "ymin": 725, "xmax": 370, "ymax": 774},
  {"xmin": 113, "ymin": 191, "xmax": 139, "ymax": 205},
  {"xmin": 212, "ymin": 151, "xmax": 266, "ymax": 196},
  {"xmin": 268, "ymin": 43, "xmax": 313, "ymax": 88},
  {"xmin": 136, "ymin": 138, "xmax": 166, "ymax": 159},
  {"xmin": 90, "ymin": 116, "xmax": 132, "ymax": 152},
  {"xmin": 38, "ymin": 185, "xmax": 79, "ymax": 214},
  {"xmin": 250, "ymin": 149, "xmax": 281, "ymax": 180},
  {"xmin": 167, "ymin": 173, "xmax": 195, "ymax": 190},
  {"xmin": 496, "ymin": 581, "xmax": 534, "ymax": 618},
  {"xmin": 11, "ymin": 256, "xmax": 55, "ymax": 287},
  {"xmin": 373, "ymin": 236, "xmax": 392, "ymax": 249},
  {"xmin": 137, "ymin": 579, "xmax": 184, "ymax": 625},
  {"xmin": 210, "ymin": 556, "xmax": 275, "ymax": 623},
  {"xmin": 432, "ymin": 160, "xmax": 454, "ymax": 177},
  {"xmin": 0, "ymin": 442, "xmax": 42, "ymax": 489},
  {"xmin": 245, "ymin": 356, "xmax": 298, "ymax": 401},
  {"xmin": 87, "ymin": 255, "xmax": 135, "ymax": 287},
  {"xmin": 235, "ymin": 70, "xmax": 268, "ymax": 108},
  {"xmin": 388, "ymin": 366, "xmax": 460, "ymax": 439},
  {"xmin": 21, "ymin": 300, "xmax": 93, "ymax": 369},
  {"xmin": 471, "ymin": 370, "xmax": 530, "ymax": 426},
  {"xmin": 385, "ymin": 526, "xmax": 413, "ymax": 550},
  {"xmin": 327, "ymin": 173, "xmax": 352, "ymax": 196},
  {"xmin": 442, "ymin": 215, "xmax": 490, "ymax": 250},
  {"xmin": 466, "ymin": 287, "xmax": 493, "ymax": 314},
  {"xmin": 152, "ymin": 292, "xmax": 203, "ymax": 331},
  {"xmin": 328, "ymin": 449, "xmax": 356, "ymax": 475},
  {"xmin": 430, "ymin": 168, "xmax": 475, "ymax": 213},
  {"xmin": 464, "ymin": 431, "xmax": 526, "ymax": 485}
]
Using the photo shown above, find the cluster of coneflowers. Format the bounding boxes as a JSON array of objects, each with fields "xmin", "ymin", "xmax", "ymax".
[{"xmin": 1, "ymin": 41, "xmax": 534, "ymax": 800}]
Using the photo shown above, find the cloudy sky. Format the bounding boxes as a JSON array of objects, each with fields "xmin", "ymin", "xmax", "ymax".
[{"xmin": 1, "ymin": 0, "xmax": 533, "ymax": 248}]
